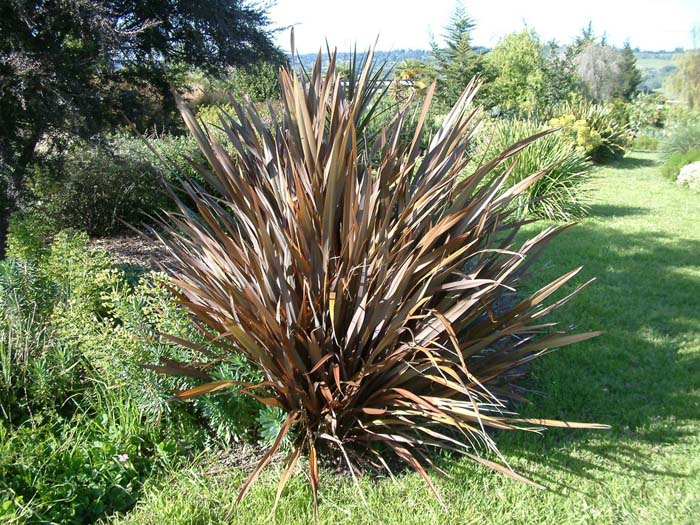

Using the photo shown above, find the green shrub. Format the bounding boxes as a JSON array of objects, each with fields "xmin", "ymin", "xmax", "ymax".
[
  {"xmin": 660, "ymin": 122, "xmax": 700, "ymax": 160},
  {"xmin": 196, "ymin": 103, "xmax": 236, "ymax": 126},
  {"xmin": 550, "ymin": 100, "xmax": 631, "ymax": 163},
  {"xmin": 632, "ymin": 131, "xmax": 660, "ymax": 151},
  {"xmin": 476, "ymin": 118, "xmax": 593, "ymax": 220},
  {"xmin": 629, "ymin": 93, "xmax": 667, "ymax": 129},
  {"xmin": 182, "ymin": 62, "xmax": 281, "ymax": 109},
  {"xmin": 607, "ymin": 98, "xmax": 631, "ymax": 127},
  {"xmin": 0, "ymin": 227, "xmax": 267, "ymax": 523},
  {"xmin": 661, "ymin": 149, "xmax": 700, "ymax": 180},
  {"xmin": 30, "ymin": 138, "xmax": 169, "ymax": 236},
  {"xmin": 5, "ymin": 210, "xmax": 56, "ymax": 262},
  {"xmin": 0, "ymin": 384, "xmax": 189, "ymax": 524}
]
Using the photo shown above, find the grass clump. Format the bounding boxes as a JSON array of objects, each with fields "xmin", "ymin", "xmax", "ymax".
[{"xmin": 476, "ymin": 118, "xmax": 592, "ymax": 220}]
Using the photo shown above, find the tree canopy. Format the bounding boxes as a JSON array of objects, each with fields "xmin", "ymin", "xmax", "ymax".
[
  {"xmin": 487, "ymin": 29, "xmax": 547, "ymax": 114},
  {"xmin": 0, "ymin": 0, "xmax": 283, "ymax": 204}
]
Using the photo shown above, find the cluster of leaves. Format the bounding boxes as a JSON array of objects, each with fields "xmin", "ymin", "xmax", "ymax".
[
  {"xmin": 487, "ymin": 29, "xmax": 549, "ymax": 115},
  {"xmin": 181, "ymin": 61, "xmax": 283, "ymax": 109},
  {"xmin": 629, "ymin": 93, "xmax": 667, "ymax": 130},
  {"xmin": 151, "ymin": 50, "xmax": 604, "ymax": 516},
  {"xmin": 658, "ymin": 109, "xmax": 700, "ymax": 180}
]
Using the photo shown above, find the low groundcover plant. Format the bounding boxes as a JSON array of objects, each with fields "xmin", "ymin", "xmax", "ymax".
[{"xmin": 148, "ymin": 47, "xmax": 607, "ymax": 515}]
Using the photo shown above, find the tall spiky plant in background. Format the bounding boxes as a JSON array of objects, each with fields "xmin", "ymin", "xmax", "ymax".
[{"xmin": 150, "ymin": 46, "xmax": 606, "ymax": 514}]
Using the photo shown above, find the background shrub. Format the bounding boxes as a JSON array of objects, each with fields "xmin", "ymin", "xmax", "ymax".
[
  {"xmin": 30, "ymin": 139, "xmax": 169, "ymax": 236},
  {"xmin": 660, "ymin": 121, "xmax": 700, "ymax": 160},
  {"xmin": 629, "ymin": 92, "xmax": 667, "ymax": 130},
  {"xmin": 550, "ymin": 100, "xmax": 631, "ymax": 162},
  {"xmin": 632, "ymin": 131, "xmax": 660, "ymax": 151},
  {"xmin": 661, "ymin": 149, "xmax": 700, "ymax": 180},
  {"xmin": 5, "ymin": 210, "xmax": 56, "ymax": 262},
  {"xmin": 659, "ymin": 114, "xmax": 700, "ymax": 180}
]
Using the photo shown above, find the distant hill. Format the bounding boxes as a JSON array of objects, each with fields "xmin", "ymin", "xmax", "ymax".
[
  {"xmin": 292, "ymin": 48, "xmax": 680, "ymax": 93},
  {"xmin": 293, "ymin": 49, "xmax": 435, "ymax": 73},
  {"xmin": 634, "ymin": 50, "xmax": 679, "ymax": 92}
]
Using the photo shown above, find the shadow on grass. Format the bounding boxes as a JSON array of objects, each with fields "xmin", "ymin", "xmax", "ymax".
[
  {"xmin": 587, "ymin": 204, "xmax": 649, "ymax": 218},
  {"xmin": 493, "ymin": 222, "xmax": 700, "ymax": 484},
  {"xmin": 607, "ymin": 155, "xmax": 658, "ymax": 170}
]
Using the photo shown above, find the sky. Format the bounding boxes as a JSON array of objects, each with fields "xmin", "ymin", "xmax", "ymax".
[{"xmin": 268, "ymin": 0, "xmax": 700, "ymax": 54}]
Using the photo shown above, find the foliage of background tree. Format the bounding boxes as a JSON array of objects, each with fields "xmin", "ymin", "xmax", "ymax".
[
  {"xmin": 0, "ymin": 0, "xmax": 283, "ymax": 252},
  {"xmin": 431, "ymin": 4, "xmax": 491, "ymax": 107},
  {"xmin": 617, "ymin": 42, "xmax": 642, "ymax": 101},
  {"xmin": 667, "ymin": 51, "xmax": 700, "ymax": 109},
  {"xmin": 574, "ymin": 43, "xmax": 626, "ymax": 102},
  {"xmin": 540, "ymin": 41, "xmax": 581, "ymax": 111},
  {"xmin": 487, "ymin": 29, "xmax": 547, "ymax": 114}
]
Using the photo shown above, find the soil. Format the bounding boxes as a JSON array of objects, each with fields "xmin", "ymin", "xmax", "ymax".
[{"xmin": 90, "ymin": 234, "xmax": 176, "ymax": 270}]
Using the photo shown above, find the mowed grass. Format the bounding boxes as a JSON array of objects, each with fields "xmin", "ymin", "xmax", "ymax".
[{"xmin": 110, "ymin": 151, "xmax": 700, "ymax": 525}]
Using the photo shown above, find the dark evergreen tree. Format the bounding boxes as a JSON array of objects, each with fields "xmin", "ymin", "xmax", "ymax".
[
  {"xmin": 616, "ymin": 41, "xmax": 642, "ymax": 101},
  {"xmin": 431, "ymin": 4, "xmax": 490, "ymax": 107},
  {"xmin": 0, "ymin": 0, "xmax": 284, "ymax": 252}
]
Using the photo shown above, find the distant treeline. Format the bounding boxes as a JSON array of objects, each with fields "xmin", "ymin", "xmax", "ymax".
[{"xmin": 294, "ymin": 48, "xmax": 681, "ymax": 92}]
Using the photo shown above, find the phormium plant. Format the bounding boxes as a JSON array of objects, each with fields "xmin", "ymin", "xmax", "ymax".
[{"xmin": 149, "ymin": 46, "xmax": 606, "ymax": 515}]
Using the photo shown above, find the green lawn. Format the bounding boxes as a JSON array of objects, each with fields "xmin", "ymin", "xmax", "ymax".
[{"xmin": 110, "ymin": 151, "xmax": 700, "ymax": 525}]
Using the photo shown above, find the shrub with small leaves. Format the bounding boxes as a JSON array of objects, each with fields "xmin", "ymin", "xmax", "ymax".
[{"xmin": 30, "ymin": 139, "xmax": 169, "ymax": 235}]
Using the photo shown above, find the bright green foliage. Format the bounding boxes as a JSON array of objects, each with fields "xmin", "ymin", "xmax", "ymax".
[
  {"xmin": 0, "ymin": 221, "xmax": 269, "ymax": 523},
  {"xmin": 488, "ymin": 30, "xmax": 547, "ymax": 115},
  {"xmin": 661, "ymin": 149, "xmax": 700, "ymax": 180},
  {"xmin": 550, "ymin": 101, "xmax": 630, "ymax": 163},
  {"xmin": 5, "ymin": 210, "xmax": 56, "ymax": 262},
  {"xmin": 197, "ymin": 103, "xmax": 237, "ymax": 126},
  {"xmin": 475, "ymin": 119, "xmax": 592, "ymax": 220}
]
